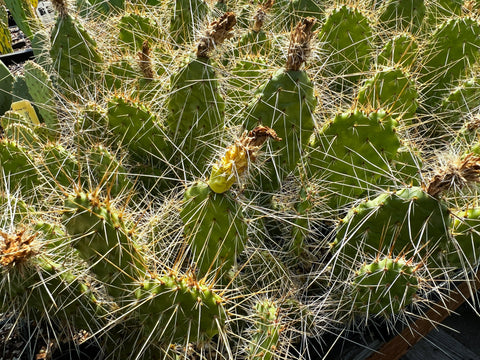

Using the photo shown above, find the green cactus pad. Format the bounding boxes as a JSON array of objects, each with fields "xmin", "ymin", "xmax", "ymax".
[
  {"xmin": 0, "ymin": 139, "xmax": 40, "ymax": 193},
  {"xmin": 378, "ymin": 142, "xmax": 423, "ymax": 188},
  {"xmin": 288, "ymin": 0, "xmax": 324, "ymax": 21},
  {"xmin": 166, "ymin": 57, "xmax": 225, "ymax": 172},
  {"xmin": 247, "ymin": 299, "xmax": 281, "ymax": 360},
  {"xmin": 357, "ymin": 67, "xmax": 418, "ymax": 124},
  {"xmin": 50, "ymin": 13, "xmax": 103, "ymax": 94},
  {"xmin": 333, "ymin": 187, "xmax": 451, "ymax": 265},
  {"xmin": 447, "ymin": 208, "xmax": 480, "ymax": 267},
  {"xmin": 30, "ymin": 30, "xmax": 52, "ymax": 69},
  {"xmin": 289, "ymin": 185, "xmax": 315, "ymax": 265},
  {"xmin": 118, "ymin": 13, "xmax": 158, "ymax": 52},
  {"xmin": 63, "ymin": 192, "xmax": 148, "ymax": 299},
  {"xmin": 378, "ymin": 0, "xmax": 426, "ymax": 33},
  {"xmin": 104, "ymin": 59, "xmax": 137, "ymax": 91},
  {"xmin": 420, "ymin": 17, "xmax": 480, "ymax": 107},
  {"xmin": 227, "ymin": 57, "xmax": 270, "ymax": 113},
  {"xmin": 87, "ymin": 144, "xmax": 133, "ymax": 198},
  {"xmin": 441, "ymin": 78, "xmax": 480, "ymax": 127},
  {"xmin": 0, "ymin": 60, "xmax": 13, "ymax": 115},
  {"xmin": 318, "ymin": 5, "xmax": 373, "ymax": 90},
  {"xmin": 181, "ymin": 181, "xmax": 247, "ymax": 280},
  {"xmin": 4, "ymin": 0, "xmax": 35, "ymax": 38},
  {"xmin": 308, "ymin": 110, "xmax": 400, "ymax": 209},
  {"xmin": 243, "ymin": 68, "xmax": 317, "ymax": 190},
  {"xmin": 75, "ymin": 102, "xmax": 108, "ymax": 147},
  {"xmin": 107, "ymin": 96, "xmax": 171, "ymax": 166},
  {"xmin": 0, "ymin": 247, "xmax": 106, "ymax": 332},
  {"xmin": 0, "ymin": 192, "xmax": 35, "ymax": 224},
  {"xmin": 377, "ymin": 33, "xmax": 419, "ymax": 69},
  {"xmin": 40, "ymin": 143, "xmax": 79, "ymax": 189},
  {"xmin": 351, "ymin": 257, "xmax": 419, "ymax": 316},
  {"xmin": 135, "ymin": 273, "xmax": 226, "ymax": 344},
  {"xmin": 24, "ymin": 61, "xmax": 59, "ymax": 137},
  {"xmin": 426, "ymin": 0, "xmax": 463, "ymax": 27},
  {"xmin": 11, "ymin": 75, "xmax": 33, "ymax": 105},
  {"xmin": 89, "ymin": 0, "xmax": 124, "ymax": 14},
  {"xmin": 0, "ymin": 110, "xmax": 39, "ymax": 146},
  {"xmin": 237, "ymin": 29, "xmax": 270, "ymax": 58},
  {"xmin": 169, "ymin": 0, "xmax": 209, "ymax": 45}
]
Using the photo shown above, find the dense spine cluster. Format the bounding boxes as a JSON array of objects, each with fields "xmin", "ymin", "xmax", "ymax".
[{"xmin": 1, "ymin": 0, "xmax": 480, "ymax": 358}]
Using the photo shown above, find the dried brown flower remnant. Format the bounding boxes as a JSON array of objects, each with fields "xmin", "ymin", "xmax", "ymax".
[
  {"xmin": 51, "ymin": 0, "xmax": 69, "ymax": 17},
  {"xmin": 138, "ymin": 40, "xmax": 154, "ymax": 80},
  {"xmin": 252, "ymin": 0, "xmax": 274, "ymax": 32},
  {"xmin": 196, "ymin": 12, "xmax": 237, "ymax": 58},
  {"xmin": 286, "ymin": 17, "xmax": 316, "ymax": 71},
  {"xmin": 426, "ymin": 153, "xmax": 480, "ymax": 198},
  {"xmin": 0, "ymin": 228, "xmax": 37, "ymax": 267},
  {"xmin": 466, "ymin": 114, "xmax": 480, "ymax": 132}
]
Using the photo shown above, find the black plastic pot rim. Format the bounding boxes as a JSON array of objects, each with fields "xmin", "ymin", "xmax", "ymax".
[{"xmin": 0, "ymin": 49, "xmax": 34, "ymax": 66}]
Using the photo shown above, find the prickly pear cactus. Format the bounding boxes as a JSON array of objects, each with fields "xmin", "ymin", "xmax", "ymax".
[
  {"xmin": 4, "ymin": 0, "xmax": 36, "ymax": 38},
  {"xmin": 135, "ymin": 272, "xmax": 227, "ymax": 344},
  {"xmin": 243, "ymin": 17, "xmax": 317, "ymax": 191},
  {"xmin": 0, "ymin": 139, "xmax": 40, "ymax": 193},
  {"xmin": 350, "ymin": 257, "xmax": 419, "ymax": 317},
  {"xmin": 118, "ymin": 13, "xmax": 158, "ymax": 51},
  {"xmin": 23, "ymin": 61, "xmax": 59, "ymax": 137},
  {"xmin": 357, "ymin": 67, "xmax": 418, "ymax": 124},
  {"xmin": 247, "ymin": 298, "xmax": 281, "ymax": 360},
  {"xmin": 448, "ymin": 208, "xmax": 480, "ymax": 267},
  {"xmin": 166, "ymin": 13, "xmax": 236, "ymax": 173},
  {"xmin": 106, "ymin": 96, "xmax": 171, "ymax": 167},
  {"xmin": 318, "ymin": 5, "xmax": 373, "ymax": 90},
  {"xmin": 419, "ymin": 17, "xmax": 480, "ymax": 108},
  {"xmin": 333, "ymin": 186, "xmax": 451, "ymax": 270},
  {"xmin": 49, "ymin": 0, "xmax": 103, "ymax": 94},
  {"xmin": 308, "ymin": 110, "xmax": 400, "ymax": 209},
  {"xmin": 379, "ymin": 0, "xmax": 425, "ymax": 33},
  {"xmin": 377, "ymin": 33, "xmax": 419, "ymax": 69},
  {"xmin": 181, "ymin": 180, "xmax": 247, "ymax": 280},
  {"xmin": 0, "ymin": 60, "xmax": 13, "ymax": 115},
  {"xmin": 3, "ymin": 1, "xmax": 480, "ymax": 359},
  {"xmin": 170, "ymin": 0, "xmax": 209, "ymax": 45}
]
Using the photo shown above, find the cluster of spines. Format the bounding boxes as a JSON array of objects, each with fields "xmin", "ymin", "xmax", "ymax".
[{"xmin": 1, "ymin": 0, "xmax": 480, "ymax": 358}]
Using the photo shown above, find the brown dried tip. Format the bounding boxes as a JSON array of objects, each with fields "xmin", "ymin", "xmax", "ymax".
[
  {"xmin": 286, "ymin": 17, "xmax": 316, "ymax": 71},
  {"xmin": 245, "ymin": 125, "xmax": 281, "ymax": 149},
  {"xmin": 252, "ymin": 0, "xmax": 274, "ymax": 32},
  {"xmin": 226, "ymin": 125, "xmax": 282, "ymax": 169},
  {"xmin": 0, "ymin": 229, "xmax": 37, "ymax": 267},
  {"xmin": 138, "ymin": 40, "xmax": 155, "ymax": 80},
  {"xmin": 51, "ymin": 0, "xmax": 69, "ymax": 17},
  {"xmin": 425, "ymin": 153, "xmax": 480, "ymax": 198},
  {"xmin": 196, "ymin": 12, "xmax": 237, "ymax": 58},
  {"xmin": 466, "ymin": 114, "xmax": 480, "ymax": 132}
]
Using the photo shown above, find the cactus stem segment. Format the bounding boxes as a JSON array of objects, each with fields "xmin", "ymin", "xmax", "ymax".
[
  {"xmin": 196, "ymin": 12, "xmax": 236, "ymax": 58},
  {"xmin": 286, "ymin": 17, "xmax": 316, "ymax": 72},
  {"xmin": 208, "ymin": 126, "xmax": 281, "ymax": 193}
]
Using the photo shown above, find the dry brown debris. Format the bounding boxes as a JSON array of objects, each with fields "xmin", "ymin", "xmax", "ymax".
[{"xmin": 196, "ymin": 12, "xmax": 237, "ymax": 58}]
